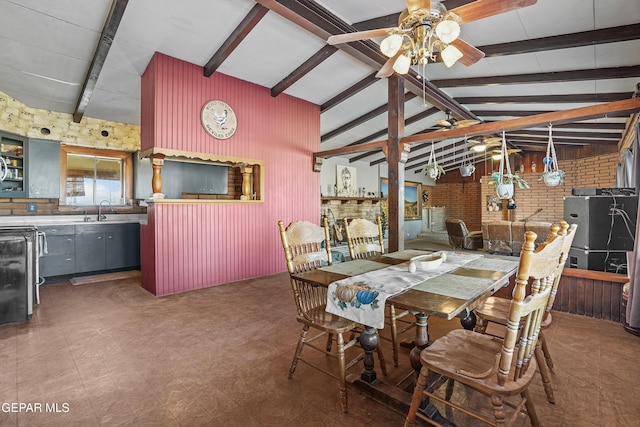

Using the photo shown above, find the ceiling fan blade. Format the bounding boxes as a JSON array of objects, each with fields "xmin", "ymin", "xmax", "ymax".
[
  {"xmin": 484, "ymin": 137, "xmax": 502, "ymax": 145},
  {"xmin": 436, "ymin": 119, "xmax": 453, "ymax": 127},
  {"xmin": 328, "ymin": 28, "xmax": 395, "ymax": 45},
  {"xmin": 375, "ymin": 49, "xmax": 404, "ymax": 78},
  {"xmin": 406, "ymin": 0, "xmax": 431, "ymax": 13},
  {"xmin": 450, "ymin": 0, "xmax": 537, "ymax": 24},
  {"xmin": 450, "ymin": 39, "xmax": 485, "ymax": 66},
  {"xmin": 468, "ymin": 139, "xmax": 483, "ymax": 145},
  {"xmin": 455, "ymin": 119, "xmax": 481, "ymax": 127}
]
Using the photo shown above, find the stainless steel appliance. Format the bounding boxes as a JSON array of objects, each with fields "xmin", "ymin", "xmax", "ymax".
[{"xmin": 0, "ymin": 226, "xmax": 37, "ymax": 324}]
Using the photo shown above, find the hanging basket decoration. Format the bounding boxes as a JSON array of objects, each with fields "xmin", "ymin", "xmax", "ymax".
[
  {"xmin": 489, "ymin": 131, "xmax": 529, "ymax": 199},
  {"xmin": 422, "ymin": 142, "xmax": 445, "ymax": 180},
  {"xmin": 459, "ymin": 138, "xmax": 475, "ymax": 177},
  {"xmin": 540, "ymin": 124, "xmax": 565, "ymax": 187}
]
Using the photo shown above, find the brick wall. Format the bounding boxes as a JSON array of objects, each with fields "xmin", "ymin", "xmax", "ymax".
[
  {"xmin": 0, "ymin": 197, "xmax": 146, "ymax": 216},
  {"xmin": 428, "ymin": 182, "xmax": 482, "ymax": 231},
  {"xmin": 321, "ymin": 200, "xmax": 385, "ymax": 225}
]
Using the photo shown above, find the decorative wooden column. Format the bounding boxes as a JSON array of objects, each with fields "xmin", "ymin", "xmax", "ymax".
[
  {"xmin": 235, "ymin": 162, "xmax": 254, "ymax": 200},
  {"xmin": 386, "ymin": 75, "xmax": 408, "ymax": 252},
  {"xmin": 151, "ymin": 153, "xmax": 165, "ymax": 199}
]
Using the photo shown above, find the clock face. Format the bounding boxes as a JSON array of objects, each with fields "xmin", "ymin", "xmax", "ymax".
[{"xmin": 201, "ymin": 100, "xmax": 237, "ymax": 139}]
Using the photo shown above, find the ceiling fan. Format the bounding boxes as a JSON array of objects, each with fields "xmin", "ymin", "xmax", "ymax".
[
  {"xmin": 468, "ymin": 135, "xmax": 501, "ymax": 152},
  {"xmin": 327, "ymin": 0, "xmax": 538, "ymax": 78},
  {"xmin": 492, "ymin": 148, "xmax": 522, "ymax": 155},
  {"xmin": 436, "ymin": 109, "xmax": 480, "ymax": 129}
]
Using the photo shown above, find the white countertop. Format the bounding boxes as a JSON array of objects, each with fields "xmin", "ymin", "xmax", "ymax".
[{"xmin": 0, "ymin": 214, "xmax": 148, "ymax": 226}]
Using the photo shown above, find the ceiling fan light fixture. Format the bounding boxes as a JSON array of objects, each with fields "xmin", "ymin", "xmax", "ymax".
[
  {"xmin": 435, "ymin": 19, "xmax": 460, "ymax": 44},
  {"xmin": 471, "ymin": 144, "xmax": 486, "ymax": 152},
  {"xmin": 491, "ymin": 153, "xmax": 503, "ymax": 160},
  {"xmin": 392, "ymin": 53, "xmax": 412, "ymax": 74},
  {"xmin": 441, "ymin": 45, "xmax": 463, "ymax": 67},
  {"xmin": 380, "ymin": 34, "xmax": 403, "ymax": 57}
]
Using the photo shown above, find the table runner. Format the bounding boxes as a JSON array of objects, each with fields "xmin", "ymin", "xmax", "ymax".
[{"xmin": 325, "ymin": 251, "xmax": 483, "ymax": 329}]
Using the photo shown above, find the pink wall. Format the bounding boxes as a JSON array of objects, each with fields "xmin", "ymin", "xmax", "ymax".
[{"xmin": 140, "ymin": 53, "xmax": 320, "ymax": 296}]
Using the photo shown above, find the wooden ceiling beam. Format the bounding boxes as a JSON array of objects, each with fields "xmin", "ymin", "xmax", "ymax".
[
  {"xmin": 313, "ymin": 98, "xmax": 640, "ymax": 163},
  {"xmin": 73, "ymin": 0, "xmax": 128, "ymax": 123},
  {"xmin": 401, "ymin": 98, "xmax": 640, "ymax": 145},
  {"xmin": 479, "ymin": 23, "xmax": 640, "ymax": 57},
  {"xmin": 508, "ymin": 136, "xmax": 616, "ymax": 145},
  {"xmin": 321, "ymin": 93, "xmax": 417, "ymax": 142},
  {"xmin": 507, "ymin": 129, "xmax": 621, "ymax": 140},
  {"xmin": 432, "ymin": 65, "xmax": 640, "ymax": 88},
  {"xmin": 348, "ymin": 107, "xmax": 440, "ymax": 162},
  {"xmin": 321, "ymin": 72, "xmax": 378, "ymax": 112},
  {"xmin": 203, "ymin": 4, "xmax": 268, "ymax": 77},
  {"xmin": 489, "ymin": 121, "xmax": 627, "ymax": 130},
  {"xmin": 473, "ymin": 108, "xmax": 635, "ymax": 118},
  {"xmin": 457, "ymin": 92, "xmax": 631, "ymax": 105},
  {"xmin": 271, "ymin": 45, "xmax": 337, "ymax": 97},
  {"xmin": 261, "ymin": 0, "xmax": 474, "ymax": 119}
]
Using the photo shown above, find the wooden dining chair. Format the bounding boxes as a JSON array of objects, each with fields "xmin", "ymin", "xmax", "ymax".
[
  {"xmin": 343, "ymin": 216, "xmax": 415, "ymax": 367},
  {"xmin": 473, "ymin": 221, "xmax": 577, "ymax": 404},
  {"xmin": 404, "ymin": 229, "xmax": 566, "ymax": 427},
  {"xmin": 278, "ymin": 218, "xmax": 385, "ymax": 413}
]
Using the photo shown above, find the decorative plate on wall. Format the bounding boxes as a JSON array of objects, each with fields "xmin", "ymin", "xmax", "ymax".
[{"xmin": 201, "ymin": 100, "xmax": 237, "ymax": 139}]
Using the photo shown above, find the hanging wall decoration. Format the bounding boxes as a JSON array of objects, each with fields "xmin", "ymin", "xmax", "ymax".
[
  {"xmin": 489, "ymin": 131, "xmax": 529, "ymax": 199},
  {"xmin": 540, "ymin": 124, "xmax": 565, "ymax": 187}
]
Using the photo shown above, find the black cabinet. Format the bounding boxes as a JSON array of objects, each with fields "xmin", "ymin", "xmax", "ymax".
[
  {"xmin": 0, "ymin": 226, "xmax": 37, "ymax": 324},
  {"xmin": 38, "ymin": 225, "xmax": 75, "ymax": 277}
]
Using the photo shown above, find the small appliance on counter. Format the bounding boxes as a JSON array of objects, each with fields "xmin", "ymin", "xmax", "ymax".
[{"xmin": 0, "ymin": 226, "xmax": 37, "ymax": 324}]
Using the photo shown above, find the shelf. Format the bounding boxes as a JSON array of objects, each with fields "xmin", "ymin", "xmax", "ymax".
[{"xmin": 321, "ymin": 197, "xmax": 386, "ymax": 205}]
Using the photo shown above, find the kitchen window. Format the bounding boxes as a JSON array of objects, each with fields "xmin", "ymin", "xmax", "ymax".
[{"xmin": 60, "ymin": 146, "xmax": 133, "ymax": 206}]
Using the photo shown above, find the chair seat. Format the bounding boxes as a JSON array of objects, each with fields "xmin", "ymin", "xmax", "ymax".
[
  {"xmin": 475, "ymin": 296, "xmax": 511, "ymax": 325},
  {"xmin": 421, "ymin": 329, "xmax": 537, "ymax": 396},
  {"xmin": 297, "ymin": 306, "xmax": 360, "ymax": 333}
]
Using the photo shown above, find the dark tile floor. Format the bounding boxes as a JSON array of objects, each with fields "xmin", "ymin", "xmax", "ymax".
[{"xmin": 1, "ymin": 266, "xmax": 639, "ymax": 426}]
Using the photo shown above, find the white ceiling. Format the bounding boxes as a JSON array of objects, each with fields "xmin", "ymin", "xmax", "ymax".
[{"xmin": 0, "ymin": 0, "xmax": 638, "ymax": 171}]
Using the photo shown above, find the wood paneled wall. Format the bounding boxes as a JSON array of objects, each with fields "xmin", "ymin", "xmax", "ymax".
[{"xmin": 140, "ymin": 53, "xmax": 320, "ymax": 296}]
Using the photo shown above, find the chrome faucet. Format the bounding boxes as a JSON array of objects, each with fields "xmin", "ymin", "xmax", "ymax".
[{"xmin": 98, "ymin": 200, "xmax": 114, "ymax": 221}]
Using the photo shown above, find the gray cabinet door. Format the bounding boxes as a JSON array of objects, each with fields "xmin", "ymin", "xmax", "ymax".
[
  {"xmin": 75, "ymin": 233, "xmax": 106, "ymax": 273},
  {"xmin": 38, "ymin": 225, "xmax": 75, "ymax": 277},
  {"xmin": 39, "ymin": 235, "xmax": 75, "ymax": 276},
  {"xmin": 106, "ymin": 223, "xmax": 140, "ymax": 269},
  {"xmin": 28, "ymin": 138, "xmax": 60, "ymax": 198}
]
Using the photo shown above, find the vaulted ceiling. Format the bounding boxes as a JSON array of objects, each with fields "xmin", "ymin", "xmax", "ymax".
[{"xmin": 1, "ymin": 0, "xmax": 639, "ymax": 174}]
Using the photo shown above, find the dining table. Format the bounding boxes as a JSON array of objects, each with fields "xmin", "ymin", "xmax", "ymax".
[{"xmin": 290, "ymin": 248, "xmax": 520, "ymax": 414}]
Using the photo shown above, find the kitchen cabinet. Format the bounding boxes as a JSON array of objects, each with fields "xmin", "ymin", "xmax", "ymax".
[
  {"xmin": 38, "ymin": 225, "xmax": 75, "ymax": 277},
  {"xmin": 75, "ymin": 230, "xmax": 106, "ymax": 273},
  {"xmin": 106, "ymin": 223, "xmax": 140, "ymax": 269},
  {"xmin": 38, "ymin": 222, "xmax": 140, "ymax": 278},
  {"xmin": 27, "ymin": 139, "xmax": 60, "ymax": 198},
  {"xmin": 0, "ymin": 131, "xmax": 27, "ymax": 197}
]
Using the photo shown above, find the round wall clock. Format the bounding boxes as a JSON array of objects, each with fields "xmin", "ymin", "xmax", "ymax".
[{"xmin": 200, "ymin": 100, "xmax": 238, "ymax": 139}]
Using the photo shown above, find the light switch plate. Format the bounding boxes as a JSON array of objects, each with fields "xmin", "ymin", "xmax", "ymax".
[{"xmin": 27, "ymin": 203, "xmax": 37, "ymax": 212}]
